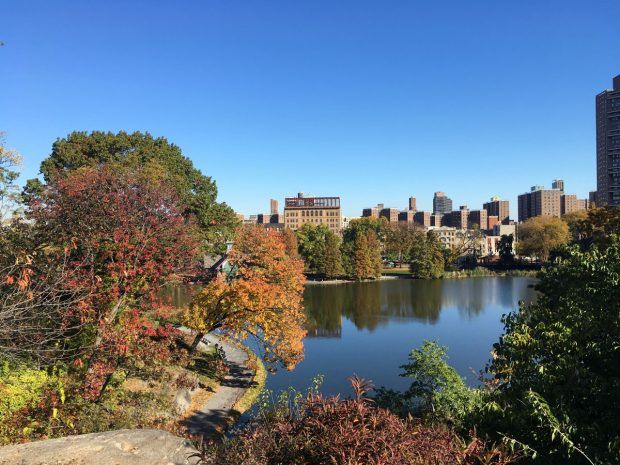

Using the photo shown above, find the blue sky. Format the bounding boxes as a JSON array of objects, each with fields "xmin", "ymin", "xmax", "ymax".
[{"xmin": 1, "ymin": 1, "xmax": 619, "ymax": 217}]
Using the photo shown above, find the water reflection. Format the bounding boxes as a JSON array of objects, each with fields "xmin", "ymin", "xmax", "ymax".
[{"xmin": 304, "ymin": 277, "xmax": 536, "ymax": 335}]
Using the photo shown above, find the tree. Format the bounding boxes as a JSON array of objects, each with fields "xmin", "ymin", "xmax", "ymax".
[
  {"xmin": 566, "ymin": 206, "xmax": 620, "ymax": 250},
  {"xmin": 486, "ymin": 241, "xmax": 620, "ymax": 463},
  {"xmin": 497, "ymin": 234, "xmax": 515, "ymax": 267},
  {"xmin": 296, "ymin": 224, "xmax": 329, "ymax": 274},
  {"xmin": 351, "ymin": 230, "xmax": 382, "ymax": 280},
  {"xmin": 183, "ymin": 226, "xmax": 306, "ymax": 370},
  {"xmin": 30, "ymin": 131, "xmax": 239, "ymax": 253},
  {"xmin": 342, "ymin": 218, "xmax": 387, "ymax": 277},
  {"xmin": 28, "ymin": 167, "xmax": 200, "ymax": 398},
  {"xmin": 281, "ymin": 228, "xmax": 300, "ymax": 260},
  {"xmin": 0, "ymin": 133, "xmax": 22, "ymax": 222},
  {"xmin": 562, "ymin": 210, "xmax": 589, "ymax": 243},
  {"xmin": 517, "ymin": 216, "xmax": 570, "ymax": 262},
  {"xmin": 384, "ymin": 223, "xmax": 420, "ymax": 264},
  {"xmin": 410, "ymin": 232, "xmax": 444, "ymax": 279},
  {"xmin": 323, "ymin": 232, "xmax": 344, "ymax": 279}
]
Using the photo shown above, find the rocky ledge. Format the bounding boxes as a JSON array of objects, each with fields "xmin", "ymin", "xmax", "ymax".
[{"xmin": 0, "ymin": 429, "xmax": 200, "ymax": 465}]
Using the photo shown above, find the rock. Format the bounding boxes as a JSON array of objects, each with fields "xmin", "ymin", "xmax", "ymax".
[
  {"xmin": 173, "ymin": 388, "xmax": 193, "ymax": 415},
  {"xmin": 0, "ymin": 429, "xmax": 201, "ymax": 465}
]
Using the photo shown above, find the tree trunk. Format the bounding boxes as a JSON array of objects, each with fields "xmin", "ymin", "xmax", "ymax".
[{"xmin": 188, "ymin": 331, "xmax": 204, "ymax": 356}]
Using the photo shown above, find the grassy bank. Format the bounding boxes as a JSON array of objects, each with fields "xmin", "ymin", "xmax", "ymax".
[
  {"xmin": 442, "ymin": 268, "xmax": 539, "ymax": 279},
  {"xmin": 233, "ymin": 349, "xmax": 267, "ymax": 415}
]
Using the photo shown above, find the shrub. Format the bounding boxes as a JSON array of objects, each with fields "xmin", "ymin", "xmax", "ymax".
[{"xmin": 195, "ymin": 376, "xmax": 518, "ymax": 465}]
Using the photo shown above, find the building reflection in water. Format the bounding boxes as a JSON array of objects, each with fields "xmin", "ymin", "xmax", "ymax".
[{"xmin": 303, "ymin": 277, "xmax": 538, "ymax": 335}]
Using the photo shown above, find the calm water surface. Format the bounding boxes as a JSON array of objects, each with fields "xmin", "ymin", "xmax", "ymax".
[{"xmin": 168, "ymin": 277, "xmax": 537, "ymax": 396}]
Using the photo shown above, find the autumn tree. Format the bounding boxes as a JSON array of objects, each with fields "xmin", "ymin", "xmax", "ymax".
[
  {"xmin": 565, "ymin": 206, "xmax": 620, "ymax": 250},
  {"xmin": 281, "ymin": 227, "xmax": 300, "ymax": 259},
  {"xmin": 351, "ymin": 230, "xmax": 382, "ymax": 280},
  {"xmin": 517, "ymin": 216, "xmax": 570, "ymax": 262},
  {"xmin": 28, "ymin": 167, "xmax": 200, "ymax": 398},
  {"xmin": 384, "ymin": 222, "xmax": 421, "ymax": 264},
  {"xmin": 28, "ymin": 130, "xmax": 239, "ymax": 253},
  {"xmin": 183, "ymin": 226, "xmax": 306, "ymax": 370}
]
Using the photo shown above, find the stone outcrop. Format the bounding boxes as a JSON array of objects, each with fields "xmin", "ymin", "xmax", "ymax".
[{"xmin": 0, "ymin": 429, "xmax": 200, "ymax": 465}]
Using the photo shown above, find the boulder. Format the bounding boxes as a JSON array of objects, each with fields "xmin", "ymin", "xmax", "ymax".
[{"xmin": 0, "ymin": 429, "xmax": 200, "ymax": 465}]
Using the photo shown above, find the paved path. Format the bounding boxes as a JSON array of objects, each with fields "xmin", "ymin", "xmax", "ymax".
[{"xmin": 183, "ymin": 334, "xmax": 255, "ymax": 439}]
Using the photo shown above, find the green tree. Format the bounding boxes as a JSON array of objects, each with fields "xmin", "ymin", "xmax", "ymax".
[
  {"xmin": 517, "ymin": 216, "xmax": 570, "ymax": 262},
  {"xmin": 341, "ymin": 217, "xmax": 387, "ymax": 277},
  {"xmin": 0, "ymin": 134, "xmax": 22, "ymax": 222},
  {"xmin": 29, "ymin": 131, "xmax": 238, "ymax": 253},
  {"xmin": 567, "ymin": 206, "xmax": 620, "ymax": 250},
  {"xmin": 498, "ymin": 234, "xmax": 515, "ymax": 267},
  {"xmin": 323, "ymin": 232, "xmax": 344, "ymax": 279},
  {"xmin": 410, "ymin": 232, "xmax": 444, "ymax": 279},
  {"xmin": 296, "ymin": 223, "xmax": 329, "ymax": 274},
  {"xmin": 485, "ymin": 241, "xmax": 620, "ymax": 464}
]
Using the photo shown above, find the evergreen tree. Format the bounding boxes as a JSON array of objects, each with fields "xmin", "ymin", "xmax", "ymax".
[
  {"xmin": 353, "ymin": 232, "xmax": 372, "ymax": 280},
  {"xmin": 323, "ymin": 232, "xmax": 344, "ymax": 278},
  {"xmin": 410, "ymin": 232, "xmax": 444, "ymax": 279}
]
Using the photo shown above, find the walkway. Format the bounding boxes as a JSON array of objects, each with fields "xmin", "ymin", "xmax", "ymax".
[{"xmin": 183, "ymin": 333, "xmax": 255, "ymax": 439}]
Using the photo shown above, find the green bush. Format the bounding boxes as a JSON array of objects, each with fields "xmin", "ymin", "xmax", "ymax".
[{"xmin": 0, "ymin": 362, "xmax": 50, "ymax": 423}]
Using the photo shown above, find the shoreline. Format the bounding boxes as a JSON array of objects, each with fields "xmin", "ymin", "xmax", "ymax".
[{"xmin": 305, "ymin": 270, "xmax": 538, "ymax": 285}]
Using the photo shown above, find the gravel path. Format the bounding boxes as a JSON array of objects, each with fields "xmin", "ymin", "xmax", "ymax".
[{"xmin": 183, "ymin": 334, "xmax": 255, "ymax": 439}]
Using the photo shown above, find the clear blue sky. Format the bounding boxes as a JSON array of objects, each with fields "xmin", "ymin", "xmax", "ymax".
[{"xmin": 2, "ymin": 1, "xmax": 619, "ymax": 218}]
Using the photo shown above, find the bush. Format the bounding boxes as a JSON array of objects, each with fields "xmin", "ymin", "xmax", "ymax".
[
  {"xmin": 374, "ymin": 341, "xmax": 480, "ymax": 429},
  {"xmin": 195, "ymin": 376, "xmax": 517, "ymax": 465}
]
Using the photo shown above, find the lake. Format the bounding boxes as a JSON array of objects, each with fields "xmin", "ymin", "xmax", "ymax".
[{"xmin": 168, "ymin": 276, "xmax": 537, "ymax": 397}]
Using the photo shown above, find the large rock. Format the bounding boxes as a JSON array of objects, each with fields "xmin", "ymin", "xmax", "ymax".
[{"xmin": 0, "ymin": 429, "xmax": 201, "ymax": 465}]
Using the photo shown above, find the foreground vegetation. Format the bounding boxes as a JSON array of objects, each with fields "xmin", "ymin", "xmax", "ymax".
[
  {"xmin": 202, "ymin": 207, "xmax": 620, "ymax": 465},
  {"xmin": 0, "ymin": 132, "xmax": 305, "ymax": 444}
]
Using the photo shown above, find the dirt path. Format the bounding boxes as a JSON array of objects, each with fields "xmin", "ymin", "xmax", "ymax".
[{"xmin": 183, "ymin": 334, "xmax": 254, "ymax": 439}]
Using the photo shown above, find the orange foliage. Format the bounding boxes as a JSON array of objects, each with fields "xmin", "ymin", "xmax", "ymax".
[{"xmin": 184, "ymin": 226, "xmax": 306, "ymax": 370}]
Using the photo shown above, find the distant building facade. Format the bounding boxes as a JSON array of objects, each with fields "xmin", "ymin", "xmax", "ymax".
[
  {"xmin": 362, "ymin": 204, "xmax": 383, "ymax": 219},
  {"xmin": 433, "ymin": 192, "xmax": 453, "ymax": 215},
  {"xmin": 483, "ymin": 196, "xmax": 510, "ymax": 225},
  {"xmin": 414, "ymin": 211, "xmax": 431, "ymax": 228},
  {"xmin": 398, "ymin": 210, "xmax": 415, "ymax": 223},
  {"xmin": 518, "ymin": 186, "xmax": 561, "ymax": 222},
  {"xmin": 380, "ymin": 208, "xmax": 400, "ymax": 223},
  {"xmin": 443, "ymin": 205, "xmax": 468, "ymax": 229},
  {"xmin": 468, "ymin": 209, "xmax": 488, "ymax": 230},
  {"xmin": 596, "ymin": 74, "xmax": 620, "ymax": 206},
  {"xmin": 270, "ymin": 199, "xmax": 279, "ymax": 215},
  {"xmin": 284, "ymin": 193, "xmax": 342, "ymax": 234},
  {"xmin": 408, "ymin": 196, "xmax": 417, "ymax": 211}
]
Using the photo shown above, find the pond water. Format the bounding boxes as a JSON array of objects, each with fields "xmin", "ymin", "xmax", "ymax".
[{"xmin": 167, "ymin": 277, "xmax": 537, "ymax": 397}]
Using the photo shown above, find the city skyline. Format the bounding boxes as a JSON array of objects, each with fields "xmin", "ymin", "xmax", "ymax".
[{"xmin": 3, "ymin": 2, "xmax": 619, "ymax": 218}]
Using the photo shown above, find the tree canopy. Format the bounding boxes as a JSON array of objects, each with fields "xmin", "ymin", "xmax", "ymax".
[
  {"xmin": 183, "ymin": 226, "xmax": 307, "ymax": 370},
  {"xmin": 30, "ymin": 131, "xmax": 238, "ymax": 253},
  {"xmin": 517, "ymin": 216, "xmax": 570, "ymax": 262}
]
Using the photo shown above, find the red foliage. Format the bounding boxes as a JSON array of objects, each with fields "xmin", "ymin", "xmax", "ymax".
[
  {"xmin": 199, "ymin": 376, "xmax": 519, "ymax": 465},
  {"xmin": 28, "ymin": 167, "xmax": 200, "ymax": 398}
]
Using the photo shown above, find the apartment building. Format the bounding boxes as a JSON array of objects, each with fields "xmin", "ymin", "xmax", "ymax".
[
  {"xmin": 483, "ymin": 196, "xmax": 510, "ymax": 224},
  {"xmin": 596, "ymin": 74, "xmax": 620, "ymax": 206},
  {"xmin": 284, "ymin": 193, "xmax": 342, "ymax": 234},
  {"xmin": 518, "ymin": 186, "xmax": 561, "ymax": 222},
  {"xmin": 468, "ymin": 209, "xmax": 488, "ymax": 230}
]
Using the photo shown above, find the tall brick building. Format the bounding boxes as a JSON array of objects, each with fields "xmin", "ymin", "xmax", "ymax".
[{"xmin": 596, "ymin": 74, "xmax": 620, "ymax": 206}]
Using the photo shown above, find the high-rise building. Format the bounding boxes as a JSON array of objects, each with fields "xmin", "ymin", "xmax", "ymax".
[
  {"xmin": 398, "ymin": 210, "xmax": 415, "ymax": 223},
  {"xmin": 380, "ymin": 208, "xmax": 399, "ymax": 223},
  {"xmin": 443, "ymin": 205, "xmax": 468, "ymax": 229},
  {"xmin": 270, "ymin": 199, "xmax": 279, "ymax": 215},
  {"xmin": 408, "ymin": 196, "xmax": 417, "ymax": 211},
  {"xmin": 552, "ymin": 179, "xmax": 565, "ymax": 192},
  {"xmin": 468, "ymin": 209, "xmax": 488, "ymax": 230},
  {"xmin": 596, "ymin": 74, "xmax": 620, "ymax": 206},
  {"xmin": 284, "ymin": 193, "xmax": 342, "ymax": 234},
  {"xmin": 362, "ymin": 204, "xmax": 384, "ymax": 218},
  {"xmin": 518, "ymin": 186, "xmax": 561, "ymax": 222},
  {"xmin": 560, "ymin": 194, "xmax": 588, "ymax": 216},
  {"xmin": 433, "ymin": 192, "xmax": 453, "ymax": 215},
  {"xmin": 483, "ymin": 196, "xmax": 510, "ymax": 225},
  {"xmin": 414, "ymin": 211, "xmax": 431, "ymax": 228}
]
